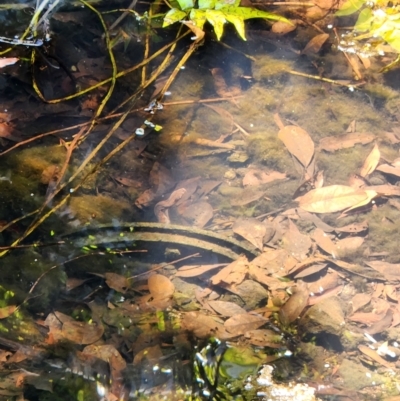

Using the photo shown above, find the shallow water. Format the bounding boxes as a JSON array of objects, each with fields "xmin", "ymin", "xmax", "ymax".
[{"xmin": 1, "ymin": 1, "xmax": 400, "ymax": 400}]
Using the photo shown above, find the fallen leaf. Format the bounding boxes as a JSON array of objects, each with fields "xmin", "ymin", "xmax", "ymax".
[
  {"xmin": 301, "ymin": 33, "xmax": 329, "ymax": 55},
  {"xmin": 104, "ymin": 272, "xmax": 130, "ymax": 293},
  {"xmin": 242, "ymin": 169, "xmax": 286, "ymax": 187},
  {"xmin": 232, "ymin": 218, "xmax": 269, "ymax": 250},
  {"xmin": 210, "ymin": 255, "xmax": 248, "ymax": 286},
  {"xmin": 335, "ymin": 220, "xmax": 368, "ymax": 233},
  {"xmin": 224, "ymin": 313, "xmax": 268, "ymax": 335},
  {"xmin": 294, "ymin": 262, "xmax": 328, "ymax": 279},
  {"xmin": 154, "ymin": 188, "xmax": 186, "ymax": 223},
  {"xmin": 181, "ymin": 311, "xmax": 236, "ymax": 339},
  {"xmin": 281, "ymin": 220, "xmax": 312, "ymax": 260},
  {"xmin": 377, "ymin": 163, "xmax": 400, "ymax": 177},
  {"xmin": 230, "ymin": 188, "xmax": 265, "ymax": 206},
  {"xmin": 279, "ymin": 284, "xmax": 309, "ymax": 325},
  {"xmin": 360, "ymin": 143, "xmax": 380, "ymax": 177},
  {"xmin": 335, "ymin": 237, "xmax": 364, "ymax": 253},
  {"xmin": 278, "ymin": 125, "xmax": 314, "ymax": 168},
  {"xmin": 296, "ymin": 185, "xmax": 370, "ymax": 213},
  {"xmin": 319, "ymin": 132, "xmax": 375, "ymax": 152},
  {"xmin": 177, "ymin": 200, "xmax": 213, "ymax": 228},
  {"xmin": 312, "ymin": 228, "xmax": 336, "ymax": 255},
  {"xmin": 244, "ymin": 329, "xmax": 283, "ymax": 347},
  {"xmin": 148, "ymin": 274, "xmax": 175, "ymax": 300},
  {"xmin": 350, "ymin": 293, "xmax": 371, "ymax": 313},
  {"xmin": 207, "ymin": 301, "xmax": 247, "ymax": 317}
]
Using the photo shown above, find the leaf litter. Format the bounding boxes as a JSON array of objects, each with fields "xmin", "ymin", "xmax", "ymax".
[{"xmin": 3, "ymin": 5, "xmax": 400, "ymax": 400}]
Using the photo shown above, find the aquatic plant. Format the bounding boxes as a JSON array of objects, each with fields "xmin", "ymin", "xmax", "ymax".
[{"xmin": 163, "ymin": 0, "xmax": 290, "ymax": 40}]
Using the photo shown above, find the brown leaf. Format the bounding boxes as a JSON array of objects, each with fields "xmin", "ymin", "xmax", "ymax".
[
  {"xmin": 296, "ymin": 185, "xmax": 370, "ymax": 213},
  {"xmin": 230, "ymin": 188, "xmax": 265, "ymax": 206},
  {"xmin": 335, "ymin": 220, "xmax": 368, "ymax": 233},
  {"xmin": 148, "ymin": 274, "xmax": 175, "ymax": 300},
  {"xmin": 278, "ymin": 125, "xmax": 314, "ymax": 168},
  {"xmin": 232, "ymin": 218, "xmax": 269, "ymax": 250},
  {"xmin": 312, "ymin": 228, "xmax": 336, "ymax": 255},
  {"xmin": 210, "ymin": 255, "xmax": 248, "ymax": 286},
  {"xmin": 319, "ymin": 132, "xmax": 375, "ymax": 152},
  {"xmin": 180, "ymin": 311, "xmax": 236, "ymax": 339},
  {"xmin": 335, "ymin": 237, "xmax": 364, "ymax": 253},
  {"xmin": 182, "ymin": 21, "xmax": 205, "ymax": 42},
  {"xmin": 154, "ymin": 188, "xmax": 186, "ymax": 223},
  {"xmin": 360, "ymin": 143, "xmax": 380, "ymax": 177},
  {"xmin": 104, "ymin": 272, "xmax": 130, "ymax": 293},
  {"xmin": 210, "ymin": 68, "xmax": 241, "ymax": 98},
  {"xmin": 350, "ymin": 293, "xmax": 371, "ymax": 313},
  {"xmin": 224, "ymin": 313, "xmax": 268, "ymax": 335},
  {"xmin": 307, "ymin": 270, "xmax": 339, "ymax": 295},
  {"xmin": 377, "ymin": 163, "xmax": 400, "ymax": 177},
  {"xmin": 244, "ymin": 329, "xmax": 283, "ymax": 347},
  {"xmin": 281, "ymin": 220, "xmax": 312, "ymax": 260},
  {"xmin": 279, "ymin": 285, "xmax": 309, "ymax": 325},
  {"xmin": 207, "ymin": 301, "xmax": 247, "ymax": 317},
  {"xmin": 242, "ymin": 169, "xmax": 286, "ymax": 187},
  {"xmin": 177, "ymin": 201, "xmax": 213, "ymax": 228},
  {"xmin": 294, "ymin": 263, "xmax": 327, "ymax": 279},
  {"xmin": 366, "ymin": 261, "xmax": 400, "ymax": 282},
  {"xmin": 301, "ymin": 33, "xmax": 329, "ymax": 55},
  {"xmin": 271, "ymin": 20, "xmax": 297, "ymax": 34}
]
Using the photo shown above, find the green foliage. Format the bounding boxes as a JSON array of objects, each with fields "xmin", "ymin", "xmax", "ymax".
[
  {"xmin": 163, "ymin": 0, "xmax": 291, "ymax": 40},
  {"xmin": 336, "ymin": 0, "xmax": 400, "ymax": 55}
]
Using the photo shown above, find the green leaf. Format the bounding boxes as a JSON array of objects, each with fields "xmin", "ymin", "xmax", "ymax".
[
  {"xmin": 354, "ymin": 8, "xmax": 373, "ymax": 31},
  {"xmin": 383, "ymin": 28, "xmax": 400, "ymax": 52},
  {"xmin": 177, "ymin": 0, "xmax": 195, "ymax": 10},
  {"xmin": 190, "ymin": 8, "xmax": 207, "ymax": 29},
  {"xmin": 220, "ymin": 6, "xmax": 292, "ymax": 24},
  {"xmin": 215, "ymin": 0, "xmax": 241, "ymax": 8},
  {"xmin": 224, "ymin": 13, "xmax": 246, "ymax": 40},
  {"xmin": 206, "ymin": 9, "xmax": 227, "ymax": 40},
  {"xmin": 336, "ymin": 0, "xmax": 366, "ymax": 16},
  {"xmin": 163, "ymin": 8, "xmax": 187, "ymax": 27},
  {"xmin": 199, "ymin": 0, "xmax": 216, "ymax": 9}
]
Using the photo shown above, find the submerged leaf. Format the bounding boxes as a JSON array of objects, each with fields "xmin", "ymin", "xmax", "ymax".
[
  {"xmin": 336, "ymin": 0, "xmax": 365, "ymax": 16},
  {"xmin": 296, "ymin": 185, "xmax": 369, "ymax": 213},
  {"xmin": 278, "ymin": 125, "xmax": 314, "ymax": 168},
  {"xmin": 360, "ymin": 143, "xmax": 380, "ymax": 177}
]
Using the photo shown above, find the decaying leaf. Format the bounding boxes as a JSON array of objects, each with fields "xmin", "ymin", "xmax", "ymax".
[
  {"xmin": 278, "ymin": 125, "xmax": 314, "ymax": 168},
  {"xmin": 377, "ymin": 163, "xmax": 400, "ymax": 177},
  {"xmin": 296, "ymin": 185, "xmax": 372, "ymax": 214},
  {"xmin": 279, "ymin": 284, "xmax": 309, "ymax": 325},
  {"xmin": 242, "ymin": 169, "xmax": 286, "ymax": 187},
  {"xmin": 104, "ymin": 272, "xmax": 130, "ymax": 293},
  {"xmin": 360, "ymin": 143, "xmax": 380, "ymax": 177},
  {"xmin": 207, "ymin": 300, "xmax": 247, "ymax": 317},
  {"xmin": 301, "ymin": 33, "xmax": 329, "ymax": 55},
  {"xmin": 281, "ymin": 220, "xmax": 312, "ymax": 260},
  {"xmin": 148, "ymin": 274, "xmax": 175, "ymax": 300},
  {"xmin": 176, "ymin": 200, "xmax": 213, "ymax": 228},
  {"xmin": 210, "ymin": 255, "xmax": 248, "ymax": 286},
  {"xmin": 230, "ymin": 188, "xmax": 265, "ymax": 206},
  {"xmin": 319, "ymin": 132, "xmax": 375, "ymax": 152},
  {"xmin": 154, "ymin": 188, "xmax": 186, "ymax": 223},
  {"xmin": 180, "ymin": 311, "xmax": 235, "ymax": 339},
  {"xmin": 232, "ymin": 218, "xmax": 269, "ymax": 250},
  {"xmin": 224, "ymin": 313, "xmax": 268, "ymax": 335}
]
